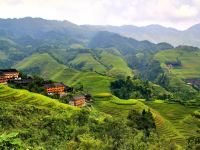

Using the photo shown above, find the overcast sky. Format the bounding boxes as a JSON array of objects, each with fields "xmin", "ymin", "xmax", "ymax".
[{"xmin": 0, "ymin": 0, "xmax": 200, "ymax": 30}]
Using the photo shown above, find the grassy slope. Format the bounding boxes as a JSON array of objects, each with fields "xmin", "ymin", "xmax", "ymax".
[
  {"xmin": 154, "ymin": 48, "xmax": 200, "ymax": 79},
  {"xmin": 69, "ymin": 53, "xmax": 107, "ymax": 73},
  {"xmin": 93, "ymin": 94, "xmax": 200, "ymax": 146},
  {"xmin": 146, "ymin": 101, "xmax": 200, "ymax": 142},
  {"xmin": 14, "ymin": 52, "xmax": 115, "ymax": 95},
  {"xmin": 0, "ymin": 84, "xmax": 77, "ymax": 111},
  {"xmin": 99, "ymin": 51, "xmax": 133, "ymax": 77},
  {"xmin": 14, "ymin": 53, "xmax": 67, "ymax": 79},
  {"xmin": 0, "ymin": 84, "xmax": 111, "ymax": 149},
  {"xmin": 50, "ymin": 48, "xmax": 133, "ymax": 77},
  {"xmin": 52, "ymin": 70, "xmax": 114, "ymax": 94}
]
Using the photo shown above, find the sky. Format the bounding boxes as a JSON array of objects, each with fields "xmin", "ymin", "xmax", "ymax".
[{"xmin": 0, "ymin": 0, "xmax": 200, "ymax": 30}]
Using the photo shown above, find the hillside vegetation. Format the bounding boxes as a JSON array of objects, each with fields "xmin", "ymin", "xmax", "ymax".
[
  {"xmin": 154, "ymin": 46, "xmax": 200, "ymax": 79},
  {"xmin": 0, "ymin": 85, "xmax": 127, "ymax": 149},
  {"xmin": 1, "ymin": 85, "xmax": 187, "ymax": 150},
  {"xmin": 93, "ymin": 94, "xmax": 200, "ymax": 147},
  {"xmin": 14, "ymin": 53, "xmax": 67, "ymax": 79}
]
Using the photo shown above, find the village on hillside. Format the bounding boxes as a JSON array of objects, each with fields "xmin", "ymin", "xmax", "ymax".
[{"xmin": 0, "ymin": 69, "xmax": 89, "ymax": 107}]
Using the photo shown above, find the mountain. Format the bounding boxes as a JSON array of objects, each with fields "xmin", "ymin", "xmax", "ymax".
[
  {"xmin": 83, "ymin": 24, "xmax": 200, "ymax": 47},
  {"xmin": 14, "ymin": 53, "xmax": 67, "ymax": 79},
  {"xmin": 0, "ymin": 17, "xmax": 93, "ymax": 47},
  {"xmin": 1, "ymin": 17, "xmax": 200, "ymax": 48},
  {"xmin": 89, "ymin": 31, "xmax": 173, "ymax": 54}
]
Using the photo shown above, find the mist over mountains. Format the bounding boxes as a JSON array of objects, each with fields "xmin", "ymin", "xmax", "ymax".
[
  {"xmin": 0, "ymin": 17, "xmax": 199, "ymax": 47},
  {"xmin": 83, "ymin": 23, "xmax": 200, "ymax": 47}
]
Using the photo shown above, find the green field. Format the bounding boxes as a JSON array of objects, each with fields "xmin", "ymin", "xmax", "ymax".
[
  {"xmin": 99, "ymin": 51, "xmax": 133, "ymax": 77},
  {"xmin": 69, "ymin": 53, "xmax": 107, "ymax": 73},
  {"xmin": 15, "ymin": 53, "xmax": 67, "ymax": 79},
  {"xmin": 14, "ymin": 52, "xmax": 116, "ymax": 94},
  {"xmin": 0, "ymin": 84, "xmax": 77, "ymax": 111},
  {"xmin": 52, "ymin": 70, "xmax": 114, "ymax": 94},
  {"xmin": 93, "ymin": 94, "xmax": 200, "ymax": 146},
  {"xmin": 0, "ymin": 84, "xmax": 115, "ymax": 149},
  {"xmin": 49, "ymin": 48, "xmax": 133, "ymax": 77},
  {"xmin": 145, "ymin": 101, "xmax": 199, "ymax": 138},
  {"xmin": 154, "ymin": 48, "xmax": 200, "ymax": 79}
]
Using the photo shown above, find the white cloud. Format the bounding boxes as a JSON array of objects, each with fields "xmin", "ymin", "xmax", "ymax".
[
  {"xmin": 175, "ymin": 4, "xmax": 198, "ymax": 18},
  {"xmin": 0, "ymin": 0, "xmax": 199, "ymax": 29}
]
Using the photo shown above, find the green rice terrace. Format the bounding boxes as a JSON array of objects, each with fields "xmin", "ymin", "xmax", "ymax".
[
  {"xmin": 93, "ymin": 94, "xmax": 200, "ymax": 147},
  {"xmin": 1, "ymin": 78, "xmax": 200, "ymax": 149},
  {"xmin": 154, "ymin": 47, "xmax": 200, "ymax": 79}
]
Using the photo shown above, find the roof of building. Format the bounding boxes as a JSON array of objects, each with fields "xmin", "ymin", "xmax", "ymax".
[
  {"xmin": 0, "ymin": 69, "xmax": 19, "ymax": 75},
  {"xmin": 44, "ymin": 82, "xmax": 65, "ymax": 88},
  {"xmin": 73, "ymin": 95, "xmax": 85, "ymax": 100},
  {"xmin": 13, "ymin": 79, "xmax": 35, "ymax": 84}
]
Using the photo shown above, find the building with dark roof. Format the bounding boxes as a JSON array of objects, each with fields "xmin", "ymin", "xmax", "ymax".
[
  {"xmin": 0, "ymin": 69, "xmax": 20, "ymax": 83},
  {"xmin": 69, "ymin": 95, "xmax": 86, "ymax": 107},
  {"xmin": 44, "ymin": 82, "xmax": 66, "ymax": 94},
  {"xmin": 0, "ymin": 69, "xmax": 19, "ymax": 79}
]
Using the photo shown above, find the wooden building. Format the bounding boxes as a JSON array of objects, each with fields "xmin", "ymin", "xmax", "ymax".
[
  {"xmin": 0, "ymin": 69, "xmax": 20, "ymax": 80},
  {"xmin": 44, "ymin": 82, "xmax": 65, "ymax": 94},
  {"xmin": 0, "ymin": 76, "xmax": 7, "ymax": 83},
  {"xmin": 69, "ymin": 95, "xmax": 86, "ymax": 107},
  {"xmin": 0, "ymin": 69, "xmax": 20, "ymax": 83}
]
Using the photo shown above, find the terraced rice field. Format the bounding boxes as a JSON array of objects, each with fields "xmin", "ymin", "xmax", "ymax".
[
  {"xmin": 154, "ymin": 48, "xmax": 200, "ymax": 79},
  {"xmin": 145, "ymin": 101, "xmax": 200, "ymax": 145},
  {"xmin": 93, "ymin": 95, "xmax": 199, "ymax": 146},
  {"xmin": 0, "ymin": 85, "xmax": 78, "ymax": 111}
]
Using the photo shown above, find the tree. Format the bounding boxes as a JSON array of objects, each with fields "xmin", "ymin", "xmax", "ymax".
[
  {"xmin": 127, "ymin": 109, "xmax": 155, "ymax": 137},
  {"xmin": 0, "ymin": 132, "xmax": 23, "ymax": 150},
  {"xmin": 156, "ymin": 73, "xmax": 169, "ymax": 88}
]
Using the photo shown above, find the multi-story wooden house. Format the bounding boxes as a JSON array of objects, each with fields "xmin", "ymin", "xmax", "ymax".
[
  {"xmin": 0, "ymin": 69, "xmax": 20, "ymax": 79},
  {"xmin": 69, "ymin": 95, "xmax": 86, "ymax": 107},
  {"xmin": 0, "ymin": 69, "xmax": 20, "ymax": 83},
  {"xmin": 0, "ymin": 76, "xmax": 7, "ymax": 83},
  {"xmin": 44, "ymin": 82, "xmax": 66, "ymax": 94}
]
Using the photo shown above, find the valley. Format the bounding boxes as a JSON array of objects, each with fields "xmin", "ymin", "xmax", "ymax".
[{"xmin": 0, "ymin": 17, "xmax": 200, "ymax": 149}]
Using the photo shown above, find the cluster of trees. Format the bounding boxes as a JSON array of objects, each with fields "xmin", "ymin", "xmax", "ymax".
[
  {"xmin": 127, "ymin": 109, "xmax": 156, "ymax": 137},
  {"xmin": 8, "ymin": 75, "xmax": 47, "ymax": 94},
  {"xmin": 110, "ymin": 76, "xmax": 171, "ymax": 100},
  {"xmin": 165, "ymin": 57, "xmax": 182, "ymax": 67}
]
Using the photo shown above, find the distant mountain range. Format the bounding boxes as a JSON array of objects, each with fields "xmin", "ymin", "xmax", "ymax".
[
  {"xmin": 83, "ymin": 24, "xmax": 200, "ymax": 47},
  {"xmin": 0, "ymin": 17, "xmax": 199, "ymax": 47}
]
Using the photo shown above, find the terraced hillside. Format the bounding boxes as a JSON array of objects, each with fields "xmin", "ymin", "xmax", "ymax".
[
  {"xmin": 52, "ymin": 70, "xmax": 114, "ymax": 94},
  {"xmin": 0, "ymin": 84, "xmax": 78, "ymax": 111},
  {"xmin": 14, "ymin": 53, "xmax": 67, "ymax": 79},
  {"xmin": 0, "ymin": 85, "xmax": 119, "ymax": 149},
  {"xmin": 69, "ymin": 53, "xmax": 107, "ymax": 73},
  {"xmin": 99, "ymin": 51, "xmax": 133, "ymax": 77},
  {"xmin": 14, "ymin": 51, "xmax": 121, "ymax": 94},
  {"xmin": 93, "ymin": 95, "xmax": 200, "ymax": 146},
  {"xmin": 49, "ymin": 48, "xmax": 133, "ymax": 77},
  {"xmin": 146, "ymin": 101, "xmax": 199, "ymax": 138},
  {"xmin": 154, "ymin": 46, "xmax": 200, "ymax": 79}
]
